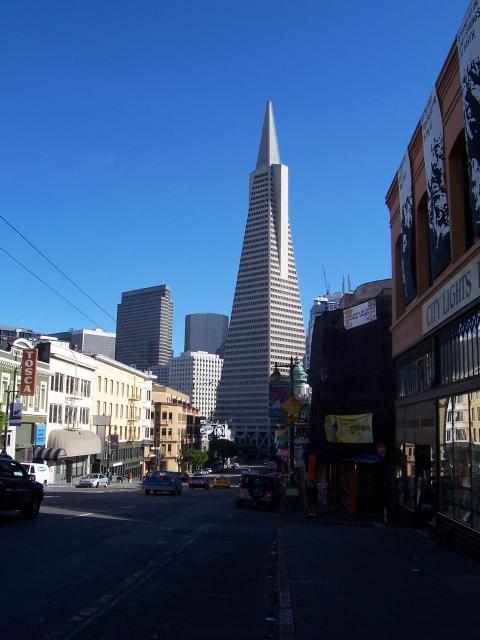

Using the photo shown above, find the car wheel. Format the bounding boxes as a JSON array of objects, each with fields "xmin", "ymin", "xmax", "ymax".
[
  {"xmin": 145, "ymin": 489, "xmax": 150, "ymax": 495},
  {"xmin": 22, "ymin": 496, "xmax": 41, "ymax": 519}
]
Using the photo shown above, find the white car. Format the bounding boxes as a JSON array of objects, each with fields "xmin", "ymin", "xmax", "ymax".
[
  {"xmin": 21, "ymin": 462, "xmax": 50, "ymax": 486},
  {"xmin": 77, "ymin": 473, "xmax": 109, "ymax": 488}
]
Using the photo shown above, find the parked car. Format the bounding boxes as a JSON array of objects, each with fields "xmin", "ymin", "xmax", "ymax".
[
  {"xmin": 236, "ymin": 473, "xmax": 282, "ymax": 510},
  {"xmin": 20, "ymin": 462, "xmax": 50, "ymax": 486},
  {"xmin": 189, "ymin": 476, "xmax": 210, "ymax": 490},
  {"xmin": 203, "ymin": 468, "xmax": 213, "ymax": 474},
  {"xmin": 180, "ymin": 472, "xmax": 190, "ymax": 482},
  {"xmin": 142, "ymin": 471, "xmax": 182, "ymax": 495},
  {"xmin": 213, "ymin": 476, "xmax": 231, "ymax": 489},
  {"xmin": 77, "ymin": 473, "xmax": 109, "ymax": 488},
  {"xmin": 0, "ymin": 454, "xmax": 44, "ymax": 519}
]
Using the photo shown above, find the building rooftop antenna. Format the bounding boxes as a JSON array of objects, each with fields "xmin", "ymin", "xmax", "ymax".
[{"xmin": 322, "ymin": 265, "xmax": 330, "ymax": 295}]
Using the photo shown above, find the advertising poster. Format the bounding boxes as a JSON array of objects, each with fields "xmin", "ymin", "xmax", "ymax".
[
  {"xmin": 398, "ymin": 152, "xmax": 417, "ymax": 304},
  {"xmin": 458, "ymin": 0, "xmax": 480, "ymax": 235},
  {"xmin": 34, "ymin": 423, "xmax": 46, "ymax": 446},
  {"xmin": 421, "ymin": 89, "xmax": 451, "ymax": 278},
  {"xmin": 9, "ymin": 402, "xmax": 22, "ymax": 426},
  {"xmin": 343, "ymin": 299, "xmax": 377, "ymax": 330},
  {"xmin": 324, "ymin": 414, "xmax": 373, "ymax": 443}
]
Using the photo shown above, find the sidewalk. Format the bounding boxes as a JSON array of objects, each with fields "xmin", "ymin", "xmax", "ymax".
[{"xmin": 278, "ymin": 505, "xmax": 480, "ymax": 640}]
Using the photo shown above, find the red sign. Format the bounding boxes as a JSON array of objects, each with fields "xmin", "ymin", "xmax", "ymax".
[
  {"xmin": 19, "ymin": 349, "xmax": 38, "ymax": 396},
  {"xmin": 377, "ymin": 443, "xmax": 386, "ymax": 457}
]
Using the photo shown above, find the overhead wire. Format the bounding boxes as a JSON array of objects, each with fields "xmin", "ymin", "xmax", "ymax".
[{"xmin": 0, "ymin": 214, "xmax": 116, "ymax": 322}]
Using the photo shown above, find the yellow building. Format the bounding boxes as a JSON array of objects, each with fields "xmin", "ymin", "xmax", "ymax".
[
  {"xmin": 91, "ymin": 355, "xmax": 154, "ymax": 480},
  {"xmin": 151, "ymin": 384, "xmax": 199, "ymax": 472}
]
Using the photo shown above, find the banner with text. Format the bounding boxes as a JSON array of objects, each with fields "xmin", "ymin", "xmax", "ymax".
[
  {"xmin": 343, "ymin": 299, "xmax": 377, "ymax": 330},
  {"xmin": 421, "ymin": 89, "xmax": 451, "ymax": 278},
  {"xmin": 324, "ymin": 414, "xmax": 373, "ymax": 444},
  {"xmin": 457, "ymin": 0, "xmax": 480, "ymax": 236},
  {"xmin": 19, "ymin": 348, "xmax": 37, "ymax": 396},
  {"xmin": 398, "ymin": 152, "xmax": 417, "ymax": 304}
]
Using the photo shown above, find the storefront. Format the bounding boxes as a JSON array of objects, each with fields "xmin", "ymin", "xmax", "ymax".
[{"xmin": 395, "ymin": 304, "xmax": 480, "ymax": 555}]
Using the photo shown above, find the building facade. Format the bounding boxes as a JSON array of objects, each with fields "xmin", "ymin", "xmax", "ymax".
[
  {"xmin": 216, "ymin": 101, "xmax": 305, "ymax": 451},
  {"xmin": 184, "ymin": 313, "xmax": 228, "ymax": 355},
  {"xmin": 304, "ymin": 292, "xmax": 347, "ymax": 371},
  {"xmin": 386, "ymin": 1, "xmax": 480, "ymax": 556},
  {"xmin": 168, "ymin": 351, "xmax": 223, "ymax": 420},
  {"xmin": 50, "ymin": 328, "xmax": 116, "ymax": 359},
  {"xmin": 1, "ymin": 338, "xmax": 50, "ymax": 462},
  {"xmin": 91, "ymin": 355, "xmax": 154, "ymax": 480},
  {"xmin": 151, "ymin": 385, "xmax": 199, "ymax": 472},
  {"xmin": 115, "ymin": 284, "xmax": 173, "ymax": 370}
]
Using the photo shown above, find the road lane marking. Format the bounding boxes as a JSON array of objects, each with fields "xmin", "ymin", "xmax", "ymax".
[
  {"xmin": 45, "ymin": 525, "xmax": 211, "ymax": 640},
  {"xmin": 65, "ymin": 512, "xmax": 93, "ymax": 520}
]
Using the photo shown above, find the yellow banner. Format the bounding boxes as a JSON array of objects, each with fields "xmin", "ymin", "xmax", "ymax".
[{"xmin": 324, "ymin": 414, "xmax": 373, "ymax": 443}]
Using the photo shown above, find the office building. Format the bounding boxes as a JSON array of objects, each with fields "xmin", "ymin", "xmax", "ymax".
[
  {"xmin": 115, "ymin": 284, "xmax": 173, "ymax": 370},
  {"xmin": 49, "ymin": 328, "xmax": 116, "ymax": 359},
  {"xmin": 169, "ymin": 351, "xmax": 223, "ymax": 419},
  {"xmin": 216, "ymin": 102, "xmax": 305, "ymax": 451},
  {"xmin": 304, "ymin": 292, "xmax": 347, "ymax": 371},
  {"xmin": 184, "ymin": 313, "xmax": 228, "ymax": 355}
]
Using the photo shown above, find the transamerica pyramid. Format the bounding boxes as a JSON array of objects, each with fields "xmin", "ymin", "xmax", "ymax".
[{"xmin": 216, "ymin": 101, "xmax": 305, "ymax": 452}]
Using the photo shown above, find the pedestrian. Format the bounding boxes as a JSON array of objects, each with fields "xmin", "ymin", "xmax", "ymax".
[{"xmin": 306, "ymin": 480, "xmax": 319, "ymax": 517}]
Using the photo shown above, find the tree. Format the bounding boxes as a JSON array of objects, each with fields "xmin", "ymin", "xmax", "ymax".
[
  {"xmin": 209, "ymin": 438, "xmax": 238, "ymax": 462},
  {"xmin": 181, "ymin": 448, "xmax": 208, "ymax": 470}
]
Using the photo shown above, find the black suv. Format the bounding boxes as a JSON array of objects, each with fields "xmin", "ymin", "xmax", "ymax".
[
  {"xmin": 236, "ymin": 473, "xmax": 283, "ymax": 510},
  {"xmin": 0, "ymin": 455, "xmax": 44, "ymax": 519}
]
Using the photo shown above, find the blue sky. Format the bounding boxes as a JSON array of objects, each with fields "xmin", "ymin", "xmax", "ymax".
[{"xmin": 0, "ymin": 0, "xmax": 469, "ymax": 355}]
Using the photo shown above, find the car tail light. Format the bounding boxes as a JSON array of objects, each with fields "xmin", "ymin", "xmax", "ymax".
[{"xmin": 264, "ymin": 492, "xmax": 272, "ymax": 501}]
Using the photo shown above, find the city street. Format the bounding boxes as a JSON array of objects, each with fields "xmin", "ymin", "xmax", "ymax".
[{"xmin": 3, "ymin": 473, "xmax": 279, "ymax": 640}]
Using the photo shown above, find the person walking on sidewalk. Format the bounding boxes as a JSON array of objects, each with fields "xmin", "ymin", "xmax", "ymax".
[{"xmin": 306, "ymin": 480, "xmax": 319, "ymax": 517}]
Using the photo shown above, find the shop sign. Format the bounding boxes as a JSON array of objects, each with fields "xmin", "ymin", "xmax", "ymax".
[
  {"xmin": 19, "ymin": 348, "xmax": 37, "ymax": 396},
  {"xmin": 421, "ymin": 254, "xmax": 480, "ymax": 333},
  {"xmin": 324, "ymin": 414, "xmax": 373, "ymax": 443},
  {"xmin": 343, "ymin": 299, "xmax": 377, "ymax": 330},
  {"xmin": 34, "ymin": 423, "xmax": 46, "ymax": 446}
]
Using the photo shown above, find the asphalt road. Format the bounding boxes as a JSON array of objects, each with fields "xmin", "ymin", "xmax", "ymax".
[{"xmin": 2, "ymin": 471, "xmax": 280, "ymax": 640}]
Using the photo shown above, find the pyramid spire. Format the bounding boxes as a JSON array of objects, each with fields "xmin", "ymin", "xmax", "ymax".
[{"xmin": 256, "ymin": 101, "xmax": 281, "ymax": 168}]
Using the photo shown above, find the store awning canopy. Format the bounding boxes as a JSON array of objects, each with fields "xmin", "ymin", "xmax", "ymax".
[
  {"xmin": 341, "ymin": 454, "xmax": 384, "ymax": 464},
  {"xmin": 33, "ymin": 447, "xmax": 67, "ymax": 461},
  {"xmin": 47, "ymin": 429, "xmax": 102, "ymax": 458}
]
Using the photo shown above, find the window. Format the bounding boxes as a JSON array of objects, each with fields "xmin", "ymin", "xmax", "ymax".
[
  {"xmin": 98, "ymin": 377, "xmax": 102, "ymax": 392},
  {"xmin": 104, "ymin": 378, "xmax": 107, "ymax": 393}
]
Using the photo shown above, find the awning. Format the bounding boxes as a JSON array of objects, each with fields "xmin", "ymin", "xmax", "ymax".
[
  {"xmin": 341, "ymin": 454, "xmax": 384, "ymax": 464},
  {"xmin": 34, "ymin": 446, "xmax": 67, "ymax": 461},
  {"xmin": 47, "ymin": 429, "xmax": 102, "ymax": 458}
]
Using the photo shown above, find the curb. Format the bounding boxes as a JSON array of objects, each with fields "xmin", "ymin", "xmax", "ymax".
[{"xmin": 277, "ymin": 527, "xmax": 295, "ymax": 640}]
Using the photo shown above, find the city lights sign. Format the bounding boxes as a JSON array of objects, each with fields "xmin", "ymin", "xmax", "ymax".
[
  {"xmin": 422, "ymin": 254, "xmax": 480, "ymax": 333},
  {"xmin": 19, "ymin": 348, "xmax": 38, "ymax": 396}
]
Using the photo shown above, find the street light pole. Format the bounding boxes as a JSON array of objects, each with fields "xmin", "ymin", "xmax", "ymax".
[{"xmin": 2, "ymin": 368, "xmax": 19, "ymax": 455}]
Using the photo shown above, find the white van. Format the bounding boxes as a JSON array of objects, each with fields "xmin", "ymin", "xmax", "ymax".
[{"xmin": 21, "ymin": 462, "xmax": 50, "ymax": 486}]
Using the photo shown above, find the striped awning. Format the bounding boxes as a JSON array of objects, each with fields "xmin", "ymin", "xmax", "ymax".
[{"xmin": 34, "ymin": 446, "xmax": 67, "ymax": 461}]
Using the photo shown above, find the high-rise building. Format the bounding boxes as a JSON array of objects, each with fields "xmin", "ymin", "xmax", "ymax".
[
  {"xmin": 184, "ymin": 313, "xmax": 228, "ymax": 355},
  {"xmin": 168, "ymin": 351, "xmax": 223, "ymax": 419},
  {"xmin": 49, "ymin": 327, "xmax": 116, "ymax": 359},
  {"xmin": 216, "ymin": 102, "xmax": 305, "ymax": 451},
  {"xmin": 115, "ymin": 284, "xmax": 173, "ymax": 371}
]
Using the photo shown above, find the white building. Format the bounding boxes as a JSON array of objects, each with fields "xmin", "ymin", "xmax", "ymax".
[
  {"xmin": 46, "ymin": 340, "xmax": 100, "ymax": 485},
  {"xmin": 168, "ymin": 351, "xmax": 223, "ymax": 420},
  {"xmin": 216, "ymin": 101, "xmax": 305, "ymax": 451}
]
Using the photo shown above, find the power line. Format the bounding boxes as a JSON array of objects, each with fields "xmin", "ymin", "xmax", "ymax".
[
  {"xmin": 0, "ymin": 214, "xmax": 116, "ymax": 322},
  {"xmin": 0, "ymin": 244, "xmax": 155, "ymax": 372},
  {"xmin": 0, "ymin": 245, "xmax": 105, "ymax": 328}
]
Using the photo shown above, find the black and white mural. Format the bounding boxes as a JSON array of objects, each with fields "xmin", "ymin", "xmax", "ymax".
[
  {"xmin": 398, "ymin": 152, "xmax": 417, "ymax": 304},
  {"xmin": 458, "ymin": 0, "xmax": 480, "ymax": 236},
  {"xmin": 421, "ymin": 89, "xmax": 451, "ymax": 278}
]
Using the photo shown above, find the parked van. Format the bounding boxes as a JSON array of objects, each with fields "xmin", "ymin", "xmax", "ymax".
[{"xmin": 21, "ymin": 462, "xmax": 50, "ymax": 486}]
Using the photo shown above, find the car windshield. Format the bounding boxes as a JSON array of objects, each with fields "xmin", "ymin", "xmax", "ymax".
[{"xmin": 83, "ymin": 475, "xmax": 97, "ymax": 479}]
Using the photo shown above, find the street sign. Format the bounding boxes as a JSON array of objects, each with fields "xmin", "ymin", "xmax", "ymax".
[{"xmin": 282, "ymin": 397, "xmax": 302, "ymax": 416}]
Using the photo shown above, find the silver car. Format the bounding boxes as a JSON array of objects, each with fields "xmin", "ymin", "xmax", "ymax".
[{"xmin": 77, "ymin": 473, "xmax": 109, "ymax": 488}]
